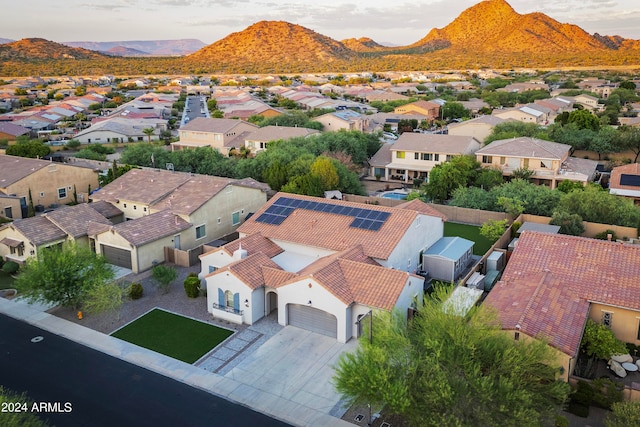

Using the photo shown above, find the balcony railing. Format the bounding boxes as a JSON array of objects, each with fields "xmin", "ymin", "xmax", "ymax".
[{"xmin": 212, "ymin": 302, "xmax": 243, "ymax": 316}]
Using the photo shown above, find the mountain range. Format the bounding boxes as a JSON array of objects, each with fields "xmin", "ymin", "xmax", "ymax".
[{"xmin": 1, "ymin": 0, "xmax": 640, "ymax": 74}]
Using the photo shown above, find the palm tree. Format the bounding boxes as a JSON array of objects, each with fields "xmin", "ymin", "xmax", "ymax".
[{"xmin": 142, "ymin": 127, "xmax": 155, "ymax": 143}]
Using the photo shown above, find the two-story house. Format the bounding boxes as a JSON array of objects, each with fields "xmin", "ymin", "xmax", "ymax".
[
  {"xmin": 609, "ymin": 163, "xmax": 640, "ymax": 205},
  {"xmin": 393, "ymin": 100, "xmax": 441, "ymax": 121},
  {"xmin": 243, "ymin": 126, "xmax": 319, "ymax": 154},
  {"xmin": 0, "ymin": 154, "xmax": 99, "ymax": 219},
  {"xmin": 172, "ymin": 117, "xmax": 259, "ymax": 155},
  {"xmin": 476, "ymin": 137, "xmax": 598, "ymax": 188},
  {"xmin": 314, "ymin": 110, "xmax": 369, "ymax": 132},
  {"xmin": 370, "ymin": 133, "xmax": 481, "ymax": 182},
  {"xmin": 89, "ymin": 168, "xmax": 269, "ymax": 273}
]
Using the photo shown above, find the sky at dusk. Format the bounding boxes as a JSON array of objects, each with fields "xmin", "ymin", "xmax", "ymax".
[{"xmin": 4, "ymin": 0, "xmax": 640, "ymax": 46}]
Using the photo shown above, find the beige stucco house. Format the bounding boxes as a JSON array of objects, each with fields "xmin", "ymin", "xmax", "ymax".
[
  {"xmin": 0, "ymin": 203, "xmax": 113, "ymax": 264},
  {"xmin": 90, "ymin": 168, "xmax": 269, "ymax": 272},
  {"xmin": 199, "ymin": 194, "xmax": 448, "ymax": 342},
  {"xmin": 243, "ymin": 125, "xmax": 319, "ymax": 154},
  {"xmin": 314, "ymin": 110, "xmax": 369, "ymax": 132},
  {"xmin": 476, "ymin": 137, "xmax": 598, "ymax": 188},
  {"xmin": 0, "ymin": 154, "xmax": 99, "ymax": 219},
  {"xmin": 447, "ymin": 115, "xmax": 507, "ymax": 143},
  {"xmin": 172, "ymin": 117, "xmax": 259, "ymax": 155},
  {"xmin": 370, "ymin": 133, "xmax": 481, "ymax": 183},
  {"xmin": 394, "ymin": 100, "xmax": 440, "ymax": 121},
  {"xmin": 485, "ymin": 231, "xmax": 640, "ymax": 380}
]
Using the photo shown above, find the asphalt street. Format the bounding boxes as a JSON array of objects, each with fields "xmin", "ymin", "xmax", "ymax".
[{"xmin": 0, "ymin": 313, "xmax": 293, "ymax": 427}]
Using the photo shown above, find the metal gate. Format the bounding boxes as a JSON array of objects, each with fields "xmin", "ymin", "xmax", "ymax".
[{"xmin": 287, "ymin": 304, "xmax": 337, "ymax": 338}]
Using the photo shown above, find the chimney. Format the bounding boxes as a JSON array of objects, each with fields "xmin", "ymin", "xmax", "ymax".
[{"xmin": 607, "ymin": 234, "xmax": 612, "ymax": 242}]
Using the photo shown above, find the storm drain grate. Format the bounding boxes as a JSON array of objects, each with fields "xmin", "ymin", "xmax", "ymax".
[{"xmin": 354, "ymin": 414, "xmax": 365, "ymax": 422}]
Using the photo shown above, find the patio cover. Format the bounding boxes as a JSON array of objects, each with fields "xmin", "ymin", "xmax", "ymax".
[{"xmin": 0, "ymin": 237, "xmax": 23, "ymax": 248}]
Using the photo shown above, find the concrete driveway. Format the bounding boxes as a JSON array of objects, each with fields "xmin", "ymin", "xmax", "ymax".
[{"xmin": 223, "ymin": 326, "xmax": 358, "ymax": 418}]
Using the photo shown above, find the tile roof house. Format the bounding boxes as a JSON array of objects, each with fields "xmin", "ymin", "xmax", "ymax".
[
  {"xmin": 370, "ymin": 133, "xmax": 481, "ymax": 183},
  {"xmin": 393, "ymin": 100, "xmax": 440, "ymax": 121},
  {"xmin": 243, "ymin": 125, "xmax": 319, "ymax": 154},
  {"xmin": 476, "ymin": 137, "xmax": 598, "ymax": 188},
  {"xmin": 90, "ymin": 168, "xmax": 269, "ymax": 273},
  {"xmin": 447, "ymin": 115, "xmax": 507, "ymax": 143},
  {"xmin": 0, "ymin": 122, "xmax": 30, "ymax": 140},
  {"xmin": 0, "ymin": 154, "xmax": 100, "ymax": 219},
  {"xmin": 199, "ymin": 192, "xmax": 447, "ymax": 342},
  {"xmin": 0, "ymin": 203, "xmax": 114, "ymax": 264},
  {"xmin": 484, "ymin": 231, "xmax": 640, "ymax": 379},
  {"xmin": 609, "ymin": 163, "xmax": 640, "ymax": 205},
  {"xmin": 74, "ymin": 117, "xmax": 167, "ymax": 144},
  {"xmin": 314, "ymin": 110, "xmax": 369, "ymax": 132},
  {"xmin": 172, "ymin": 117, "xmax": 258, "ymax": 155}
]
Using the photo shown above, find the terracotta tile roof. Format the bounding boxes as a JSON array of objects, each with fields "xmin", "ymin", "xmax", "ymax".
[
  {"xmin": 484, "ymin": 231, "xmax": 640, "ymax": 357},
  {"xmin": 221, "ymin": 232, "xmax": 284, "ymax": 259},
  {"xmin": 45, "ymin": 204, "xmax": 113, "ymax": 238},
  {"xmin": 261, "ymin": 266, "xmax": 298, "ymax": 287},
  {"xmin": 396, "ymin": 199, "xmax": 448, "ymax": 221},
  {"xmin": 179, "ymin": 117, "xmax": 258, "ymax": 133},
  {"xmin": 476, "ymin": 137, "xmax": 570, "ymax": 160},
  {"xmin": 214, "ymin": 252, "xmax": 282, "ymax": 290},
  {"xmin": 11, "ymin": 216, "xmax": 67, "ymax": 246},
  {"xmin": 238, "ymin": 192, "xmax": 421, "ymax": 260},
  {"xmin": 111, "ymin": 210, "xmax": 191, "ymax": 247}
]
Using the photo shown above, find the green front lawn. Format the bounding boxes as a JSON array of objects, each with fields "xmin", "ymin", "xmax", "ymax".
[
  {"xmin": 444, "ymin": 222, "xmax": 495, "ymax": 256},
  {"xmin": 0, "ymin": 270, "xmax": 15, "ymax": 290},
  {"xmin": 111, "ymin": 308, "xmax": 233, "ymax": 364}
]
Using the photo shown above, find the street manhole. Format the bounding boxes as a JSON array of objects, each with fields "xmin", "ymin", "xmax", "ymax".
[{"xmin": 31, "ymin": 336, "xmax": 44, "ymax": 343}]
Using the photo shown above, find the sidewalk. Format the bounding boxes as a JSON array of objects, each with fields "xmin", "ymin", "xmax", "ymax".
[{"xmin": 0, "ymin": 296, "xmax": 354, "ymax": 427}]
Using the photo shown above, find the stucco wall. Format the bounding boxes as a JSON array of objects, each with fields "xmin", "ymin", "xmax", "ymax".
[
  {"xmin": 5, "ymin": 163, "xmax": 98, "ymax": 210},
  {"xmin": 382, "ymin": 215, "xmax": 443, "ymax": 273},
  {"xmin": 589, "ymin": 303, "xmax": 640, "ymax": 347}
]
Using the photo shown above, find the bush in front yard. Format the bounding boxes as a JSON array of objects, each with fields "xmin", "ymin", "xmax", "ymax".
[
  {"xmin": 2, "ymin": 261, "xmax": 19, "ymax": 274},
  {"xmin": 151, "ymin": 264, "xmax": 177, "ymax": 294},
  {"xmin": 128, "ymin": 283, "xmax": 143, "ymax": 300},
  {"xmin": 183, "ymin": 275, "xmax": 200, "ymax": 298}
]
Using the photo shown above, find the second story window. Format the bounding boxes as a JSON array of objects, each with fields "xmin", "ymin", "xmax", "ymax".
[
  {"xmin": 396, "ymin": 151, "xmax": 405, "ymax": 159},
  {"xmin": 482, "ymin": 156, "xmax": 493, "ymax": 164}
]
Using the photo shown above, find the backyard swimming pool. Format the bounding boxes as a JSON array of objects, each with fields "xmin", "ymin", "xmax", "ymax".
[{"xmin": 380, "ymin": 191, "xmax": 408, "ymax": 200}]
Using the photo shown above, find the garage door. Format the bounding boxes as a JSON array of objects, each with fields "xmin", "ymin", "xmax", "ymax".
[
  {"xmin": 287, "ymin": 304, "xmax": 337, "ymax": 338},
  {"xmin": 100, "ymin": 244, "xmax": 132, "ymax": 269}
]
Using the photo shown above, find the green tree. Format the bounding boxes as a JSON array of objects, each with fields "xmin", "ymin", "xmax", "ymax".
[
  {"xmin": 14, "ymin": 242, "xmax": 115, "ymax": 308},
  {"xmin": 567, "ymin": 109, "xmax": 600, "ymax": 131},
  {"xmin": 549, "ymin": 210, "xmax": 585, "ymax": 236},
  {"xmin": 0, "ymin": 386, "xmax": 50, "ymax": 426},
  {"xmin": 497, "ymin": 196, "xmax": 525, "ymax": 216},
  {"xmin": 83, "ymin": 281, "xmax": 125, "ymax": 318},
  {"xmin": 309, "ymin": 156, "xmax": 339, "ymax": 190},
  {"xmin": 480, "ymin": 219, "xmax": 509, "ymax": 241},
  {"xmin": 142, "ymin": 127, "xmax": 155, "ymax": 143},
  {"xmin": 581, "ymin": 319, "xmax": 627, "ymax": 360},
  {"xmin": 5, "ymin": 139, "xmax": 50, "ymax": 158},
  {"xmin": 207, "ymin": 98, "xmax": 217, "ymax": 111},
  {"xmin": 334, "ymin": 287, "xmax": 571, "ymax": 427},
  {"xmin": 558, "ymin": 184, "xmax": 640, "ymax": 227},
  {"xmin": 475, "ymin": 168, "xmax": 504, "ymax": 190},
  {"xmin": 151, "ymin": 264, "xmax": 177, "ymax": 294},
  {"xmin": 606, "ymin": 401, "xmax": 640, "ymax": 427},
  {"xmin": 614, "ymin": 125, "xmax": 640, "ymax": 163},
  {"xmin": 263, "ymin": 160, "xmax": 288, "ymax": 191},
  {"xmin": 441, "ymin": 101, "xmax": 469, "ymax": 121}
]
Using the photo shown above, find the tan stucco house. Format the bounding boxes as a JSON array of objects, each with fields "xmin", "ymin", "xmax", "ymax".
[{"xmin": 172, "ymin": 117, "xmax": 258, "ymax": 155}]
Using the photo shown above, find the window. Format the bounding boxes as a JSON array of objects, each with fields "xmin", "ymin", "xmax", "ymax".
[
  {"xmin": 446, "ymin": 155, "xmax": 453, "ymax": 161},
  {"xmin": 602, "ymin": 311, "xmax": 612, "ymax": 328},
  {"xmin": 414, "ymin": 152, "xmax": 419, "ymax": 160},
  {"xmin": 541, "ymin": 160, "xmax": 552, "ymax": 169},
  {"xmin": 143, "ymin": 207, "xmax": 147, "ymax": 212},
  {"xmin": 396, "ymin": 151, "xmax": 405, "ymax": 159},
  {"xmin": 232, "ymin": 211, "xmax": 240, "ymax": 225},
  {"xmin": 217, "ymin": 217, "xmax": 221, "ymax": 224},
  {"xmin": 523, "ymin": 158, "xmax": 529, "ymax": 168},
  {"xmin": 482, "ymin": 156, "xmax": 493, "ymax": 164},
  {"xmin": 500, "ymin": 157, "xmax": 506, "ymax": 165},
  {"xmin": 225, "ymin": 290, "xmax": 234, "ymax": 308},
  {"xmin": 57, "ymin": 187, "xmax": 67, "ymax": 199},
  {"xmin": 4, "ymin": 207, "xmax": 12, "ymax": 218},
  {"xmin": 123, "ymin": 203, "xmax": 127, "ymax": 208},
  {"xmin": 39, "ymin": 192, "xmax": 45, "ymax": 197},
  {"xmin": 133, "ymin": 205, "xmax": 137, "ymax": 210},
  {"xmin": 196, "ymin": 224, "xmax": 206, "ymax": 240},
  {"xmin": 209, "ymin": 265, "xmax": 217, "ymax": 274},
  {"xmin": 434, "ymin": 154, "xmax": 439, "ymax": 161}
]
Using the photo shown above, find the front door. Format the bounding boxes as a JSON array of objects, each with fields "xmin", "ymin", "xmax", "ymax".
[{"xmin": 174, "ymin": 234, "xmax": 180, "ymax": 249}]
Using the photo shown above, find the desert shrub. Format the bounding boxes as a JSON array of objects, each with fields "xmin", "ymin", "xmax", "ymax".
[
  {"xmin": 594, "ymin": 229, "xmax": 618, "ymax": 241},
  {"xmin": 555, "ymin": 415, "xmax": 569, "ymax": 427},
  {"xmin": 2, "ymin": 261, "xmax": 19, "ymax": 274},
  {"xmin": 183, "ymin": 275, "xmax": 200, "ymax": 298},
  {"xmin": 567, "ymin": 380, "xmax": 593, "ymax": 418},
  {"xmin": 128, "ymin": 282, "xmax": 143, "ymax": 300},
  {"xmin": 151, "ymin": 264, "xmax": 177, "ymax": 294},
  {"xmin": 606, "ymin": 401, "xmax": 640, "ymax": 427},
  {"xmin": 591, "ymin": 378, "xmax": 624, "ymax": 410}
]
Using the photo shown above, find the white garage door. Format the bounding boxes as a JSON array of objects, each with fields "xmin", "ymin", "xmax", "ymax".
[
  {"xmin": 100, "ymin": 244, "xmax": 132, "ymax": 269},
  {"xmin": 287, "ymin": 304, "xmax": 337, "ymax": 338}
]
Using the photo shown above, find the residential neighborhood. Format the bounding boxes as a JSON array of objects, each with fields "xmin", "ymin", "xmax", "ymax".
[{"xmin": 1, "ymin": 66, "xmax": 640, "ymax": 427}]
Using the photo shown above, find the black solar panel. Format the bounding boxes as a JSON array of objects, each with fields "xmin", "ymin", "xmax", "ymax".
[
  {"xmin": 620, "ymin": 174, "xmax": 640, "ymax": 187},
  {"xmin": 260, "ymin": 196, "xmax": 392, "ymax": 230}
]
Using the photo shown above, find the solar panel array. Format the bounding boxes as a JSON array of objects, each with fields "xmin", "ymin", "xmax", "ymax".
[
  {"xmin": 255, "ymin": 197, "xmax": 391, "ymax": 231},
  {"xmin": 620, "ymin": 174, "xmax": 640, "ymax": 187}
]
